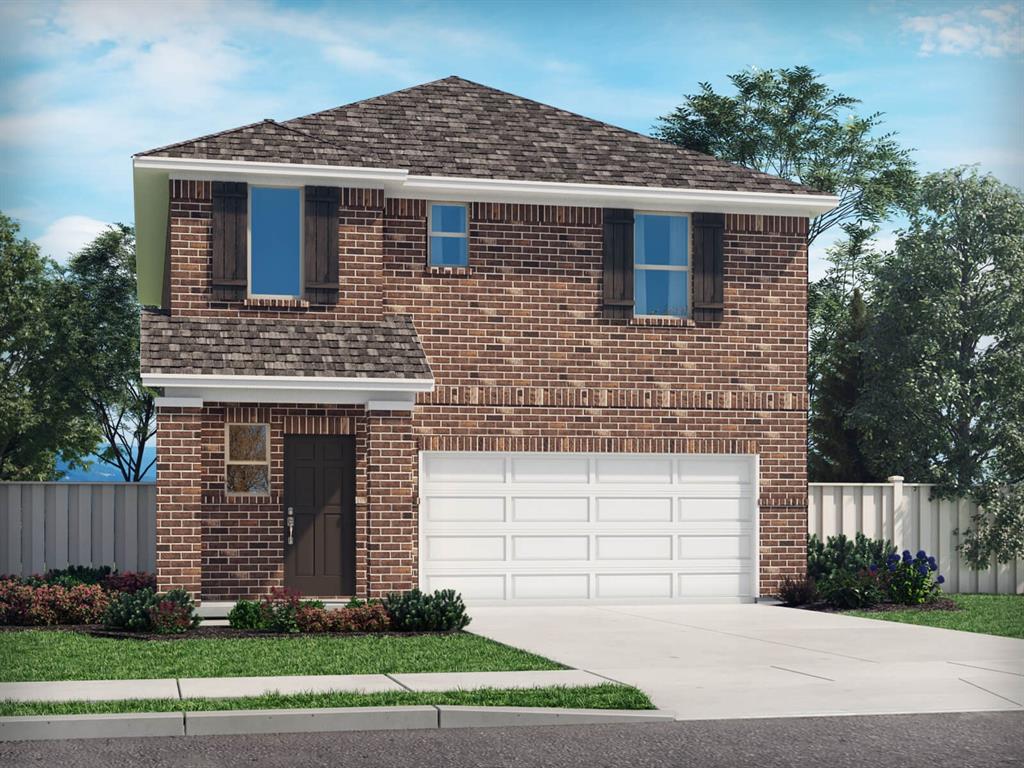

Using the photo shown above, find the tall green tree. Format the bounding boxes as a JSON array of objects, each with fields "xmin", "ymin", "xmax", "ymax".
[
  {"xmin": 0, "ymin": 213, "xmax": 98, "ymax": 479},
  {"xmin": 854, "ymin": 168, "xmax": 1024, "ymax": 499},
  {"xmin": 64, "ymin": 225, "xmax": 156, "ymax": 481},
  {"xmin": 655, "ymin": 66, "xmax": 916, "ymax": 243},
  {"xmin": 808, "ymin": 288, "xmax": 876, "ymax": 481}
]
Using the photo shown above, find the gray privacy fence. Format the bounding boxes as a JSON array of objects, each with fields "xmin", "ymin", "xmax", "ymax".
[
  {"xmin": 0, "ymin": 483, "xmax": 156, "ymax": 577},
  {"xmin": 809, "ymin": 478, "xmax": 1023, "ymax": 595}
]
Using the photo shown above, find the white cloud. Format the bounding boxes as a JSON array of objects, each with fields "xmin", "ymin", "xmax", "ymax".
[
  {"xmin": 903, "ymin": 3, "xmax": 1023, "ymax": 57},
  {"xmin": 35, "ymin": 215, "xmax": 110, "ymax": 263}
]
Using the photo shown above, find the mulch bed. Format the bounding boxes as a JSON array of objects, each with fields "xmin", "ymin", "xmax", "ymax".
[
  {"xmin": 0, "ymin": 624, "xmax": 458, "ymax": 641},
  {"xmin": 783, "ymin": 598, "xmax": 960, "ymax": 613}
]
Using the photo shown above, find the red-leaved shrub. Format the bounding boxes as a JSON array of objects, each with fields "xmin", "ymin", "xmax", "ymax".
[
  {"xmin": 102, "ymin": 571, "xmax": 156, "ymax": 594},
  {"xmin": 0, "ymin": 581, "xmax": 109, "ymax": 625},
  {"xmin": 293, "ymin": 603, "xmax": 390, "ymax": 633}
]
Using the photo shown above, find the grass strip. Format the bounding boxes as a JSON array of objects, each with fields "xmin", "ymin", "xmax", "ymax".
[
  {"xmin": 0, "ymin": 684, "xmax": 653, "ymax": 717},
  {"xmin": 0, "ymin": 631, "xmax": 563, "ymax": 682},
  {"xmin": 846, "ymin": 594, "xmax": 1024, "ymax": 639}
]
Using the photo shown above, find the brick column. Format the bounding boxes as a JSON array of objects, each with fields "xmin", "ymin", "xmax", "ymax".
[
  {"xmin": 365, "ymin": 411, "xmax": 417, "ymax": 598},
  {"xmin": 155, "ymin": 406, "xmax": 203, "ymax": 599}
]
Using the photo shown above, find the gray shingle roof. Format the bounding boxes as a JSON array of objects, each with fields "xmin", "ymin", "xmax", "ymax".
[
  {"xmin": 140, "ymin": 313, "xmax": 433, "ymax": 380},
  {"xmin": 139, "ymin": 76, "xmax": 821, "ymax": 195}
]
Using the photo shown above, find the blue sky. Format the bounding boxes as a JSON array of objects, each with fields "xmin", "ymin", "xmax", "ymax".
[{"xmin": 0, "ymin": 0, "xmax": 1021, "ymax": 278}]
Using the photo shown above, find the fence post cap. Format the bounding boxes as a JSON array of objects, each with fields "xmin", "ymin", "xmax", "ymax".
[{"xmin": 887, "ymin": 475, "xmax": 905, "ymax": 483}]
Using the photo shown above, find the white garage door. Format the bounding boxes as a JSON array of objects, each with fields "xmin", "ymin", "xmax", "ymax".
[{"xmin": 419, "ymin": 452, "xmax": 758, "ymax": 603}]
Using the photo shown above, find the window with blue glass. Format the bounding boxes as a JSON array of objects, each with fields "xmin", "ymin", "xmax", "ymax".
[
  {"xmin": 250, "ymin": 186, "xmax": 302, "ymax": 297},
  {"xmin": 634, "ymin": 213, "xmax": 689, "ymax": 317},
  {"xmin": 429, "ymin": 203, "xmax": 469, "ymax": 266}
]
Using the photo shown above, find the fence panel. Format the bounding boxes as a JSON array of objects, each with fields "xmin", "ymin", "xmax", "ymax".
[
  {"xmin": 809, "ymin": 479, "xmax": 1023, "ymax": 595},
  {"xmin": 0, "ymin": 483, "xmax": 156, "ymax": 576}
]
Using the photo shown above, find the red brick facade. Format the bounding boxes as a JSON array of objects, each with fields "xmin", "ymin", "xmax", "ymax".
[{"xmin": 158, "ymin": 180, "xmax": 808, "ymax": 600}]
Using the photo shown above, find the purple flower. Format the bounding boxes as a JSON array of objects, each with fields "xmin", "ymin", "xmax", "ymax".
[
  {"xmin": 916, "ymin": 550, "xmax": 927, "ymax": 560},
  {"xmin": 928, "ymin": 557, "xmax": 938, "ymax": 571},
  {"xmin": 887, "ymin": 563, "xmax": 897, "ymax": 573},
  {"xmin": 917, "ymin": 564, "xmax": 929, "ymax": 576},
  {"xmin": 869, "ymin": 564, "xmax": 878, "ymax": 574},
  {"xmin": 937, "ymin": 575, "xmax": 945, "ymax": 585},
  {"xmin": 887, "ymin": 553, "xmax": 900, "ymax": 564},
  {"xmin": 902, "ymin": 551, "xmax": 913, "ymax": 564}
]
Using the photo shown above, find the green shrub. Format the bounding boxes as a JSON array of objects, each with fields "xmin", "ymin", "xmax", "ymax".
[
  {"xmin": 807, "ymin": 533, "xmax": 895, "ymax": 583},
  {"xmin": 103, "ymin": 587, "xmax": 199, "ymax": 632},
  {"xmin": 103, "ymin": 588, "xmax": 159, "ymax": 631},
  {"xmin": 41, "ymin": 565, "xmax": 112, "ymax": 588},
  {"xmin": 384, "ymin": 588, "xmax": 470, "ymax": 632},
  {"xmin": 227, "ymin": 599, "xmax": 264, "ymax": 629},
  {"xmin": 818, "ymin": 569, "xmax": 885, "ymax": 609},
  {"xmin": 777, "ymin": 576, "xmax": 818, "ymax": 606},
  {"xmin": 258, "ymin": 588, "xmax": 304, "ymax": 633}
]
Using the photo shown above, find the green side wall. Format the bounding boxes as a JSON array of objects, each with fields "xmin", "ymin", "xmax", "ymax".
[{"xmin": 133, "ymin": 167, "xmax": 169, "ymax": 307}]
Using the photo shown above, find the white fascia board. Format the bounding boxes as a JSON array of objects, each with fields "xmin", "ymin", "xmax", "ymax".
[
  {"xmin": 401, "ymin": 174, "xmax": 840, "ymax": 217},
  {"xmin": 132, "ymin": 156, "xmax": 408, "ymax": 190},
  {"xmin": 133, "ymin": 156, "xmax": 839, "ymax": 217},
  {"xmin": 144, "ymin": 373, "xmax": 434, "ymax": 394}
]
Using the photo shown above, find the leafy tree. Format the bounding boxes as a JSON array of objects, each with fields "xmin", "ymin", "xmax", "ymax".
[
  {"xmin": 64, "ymin": 226, "xmax": 156, "ymax": 481},
  {"xmin": 854, "ymin": 168, "xmax": 1024, "ymax": 500},
  {"xmin": 808, "ymin": 287, "xmax": 876, "ymax": 481},
  {"xmin": 0, "ymin": 213, "xmax": 98, "ymax": 479},
  {"xmin": 655, "ymin": 66, "xmax": 916, "ymax": 243}
]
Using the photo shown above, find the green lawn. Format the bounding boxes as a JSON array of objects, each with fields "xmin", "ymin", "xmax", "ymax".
[
  {"xmin": 0, "ymin": 684, "xmax": 652, "ymax": 717},
  {"xmin": 846, "ymin": 594, "xmax": 1024, "ymax": 639},
  {"xmin": 0, "ymin": 631, "xmax": 564, "ymax": 682}
]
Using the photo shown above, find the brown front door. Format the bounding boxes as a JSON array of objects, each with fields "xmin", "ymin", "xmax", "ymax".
[{"xmin": 283, "ymin": 436, "xmax": 356, "ymax": 596}]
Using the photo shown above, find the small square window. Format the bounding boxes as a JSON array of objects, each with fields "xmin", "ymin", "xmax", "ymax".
[
  {"xmin": 251, "ymin": 187, "xmax": 302, "ymax": 297},
  {"xmin": 225, "ymin": 424, "xmax": 270, "ymax": 495},
  {"xmin": 429, "ymin": 203, "xmax": 469, "ymax": 267}
]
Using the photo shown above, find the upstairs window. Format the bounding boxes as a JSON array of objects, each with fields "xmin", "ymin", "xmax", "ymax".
[
  {"xmin": 225, "ymin": 424, "xmax": 270, "ymax": 495},
  {"xmin": 635, "ymin": 213, "xmax": 689, "ymax": 317},
  {"xmin": 429, "ymin": 203, "xmax": 469, "ymax": 266},
  {"xmin": 250, "ymin": 187, "xmax": 302, "ymax": 297}
]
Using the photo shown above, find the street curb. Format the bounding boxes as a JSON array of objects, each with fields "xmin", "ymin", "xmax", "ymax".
[
  {"xmin": 0, "ymin": 712, "xmax": 184, "ymax": 741},
  {"xmin": 0, "ymin": 706, "xmax": 673, "ymax": 741},
  {"xmin": 436, "ymin": 705, "xmax": 676, "ymax": 728},
  {"xmin": 185, "ymin": 706, "xmax": 438, "ymax": 735}
]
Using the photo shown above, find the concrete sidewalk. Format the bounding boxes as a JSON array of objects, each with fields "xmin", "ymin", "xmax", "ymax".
[
  {"xmin": 0, "ymin": 669, "xmax": 610, "ymax": 703},
  {"xmin": 468, "ymin": 604, "xmax": 1024, "ymax": 720}
]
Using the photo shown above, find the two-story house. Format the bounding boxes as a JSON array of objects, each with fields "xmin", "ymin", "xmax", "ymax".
[{"xmin": 133, "ymin": 76, "xmax": 836, "ymax": 607}]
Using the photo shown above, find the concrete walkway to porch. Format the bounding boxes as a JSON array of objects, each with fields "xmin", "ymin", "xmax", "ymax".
[{"xmin": 0, "ymin": 669, "xmax": 610, "ymax": 703}]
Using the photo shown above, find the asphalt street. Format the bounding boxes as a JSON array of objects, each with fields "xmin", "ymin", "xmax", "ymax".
[{"xmin": 1, "ymin": 711, "xmax": 1021, "ymax": 768}]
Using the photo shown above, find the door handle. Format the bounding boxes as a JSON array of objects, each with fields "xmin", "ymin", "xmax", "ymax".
[{"xmin": 286, "ymin": 507, "xmax": 294, "ymax": 546}]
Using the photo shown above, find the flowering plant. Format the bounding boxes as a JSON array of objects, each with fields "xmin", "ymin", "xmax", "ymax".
[{"xmin": 883, "ymin": 549, "xmax": 944, "ymax": 605}]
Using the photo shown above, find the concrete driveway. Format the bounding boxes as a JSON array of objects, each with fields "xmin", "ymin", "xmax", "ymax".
[{"xmin": 468, "ymin": 603, "xmax": 1024, "ymax": 720}]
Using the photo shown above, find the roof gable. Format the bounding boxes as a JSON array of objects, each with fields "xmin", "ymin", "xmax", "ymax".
[{"xmin": 139, "ymin": 76, "xmax": 820, "ymax": 195}]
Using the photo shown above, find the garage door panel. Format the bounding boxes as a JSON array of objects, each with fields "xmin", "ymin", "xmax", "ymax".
[
  {"xmin": 512, "ymin": 497, "xmax": 589, "ymax": 522},
  {"xmin": 678, "ymin": 572, "xmax": 753, "ymax": 598},
  {"xmin": 420, "ymin": 452, "xmax": 757, "ymax": 603},
  {"xmin": 512, "ymin": 574, "xmax": 589, "ymax": 600},
  {"xmin": 596, "ymin": 497, "xmax": 673, "ymax": 522},
  {"xmin": 425, "ymin": 574, "xmax": 506, "ymax": 600},
  {"xmin": 678, "ymin": 535, "xmax": 752, "ymax": 559},
  {"xmin": 427, "ymin": 455, "xmax": 505, "ymax": 483},
  {"xmin": 512, "ymin": 535, "xmax": 589, "ymax": 561},
  {"xmin": 511, "ymin": 456, "xmax": 588, "ymax": 483},
  {"xmin": 596, "ymin": 573, "xmax": 673, "ymax": 599},
  {"xmin": 426, "ymin": 497, "xmax": 506, "ymax": 522},
  {"xmin": 595, "ymin": 456, "xmax": 674, "ymax": 484},
  {"xmin": 596, "ymin": 535, "xmax": 673, "ymax": 560},
  {"xmin": 426, "ymin": 536, "xmax": 505, "ymax": 561},
  {"xmin": 679, "ymin": 497, "xmax": 749, "ymax": 521}
]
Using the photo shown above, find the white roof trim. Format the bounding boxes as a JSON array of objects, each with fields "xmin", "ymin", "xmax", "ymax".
[
  {"xmin": 133, "ymin": 156, "xmax": 838, "ymax": 217},
  {"xmin": 143, "ymin": 372, "xmax": 434, "ymax": 393}
]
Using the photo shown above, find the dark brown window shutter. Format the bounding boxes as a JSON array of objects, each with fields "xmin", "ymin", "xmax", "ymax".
[
  {"xmin": 692, "ymin": 212, "xmax": 725, "ymax": 322},
  {"xmin": 303, "ymin": 186, "xmax": 340, "ymax": 304},
  {"xmin": 602, "ymin": 208, "xmax": 634, "ymax": 319},
  {"xmin": 210, "ymin": 181, "xmax": 248, "ymax": 301}
]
